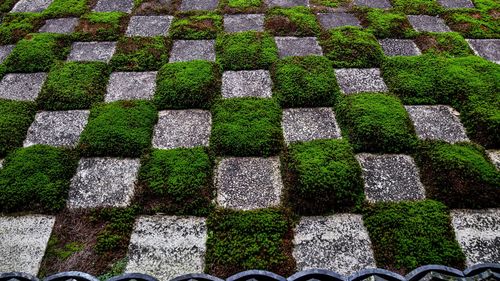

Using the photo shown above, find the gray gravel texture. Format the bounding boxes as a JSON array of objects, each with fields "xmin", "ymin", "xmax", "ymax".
[
  {"xmin": 39, "ymin": 18, "xmax": 79, "ymax": 34},
  {"xmin": 353, "ymin": 0, "xmax": 392, "ymax": 8},
  {"xmin": 105, "ymin": 71, "xmax": 158, "ymax": 102},
  {"xmin": 467, "ymin": 39, "xmax": 500, "ymax": 64},
  {"xmin": 335, "ymin": 68, "xmax": 388, "ymax": 94},
  {"xmin": 169, "ymin": 40, "xmax": 216, "ymax": 62},
  {"xmin": 0, "ymin": 73, "xmax": 47, "ymax": 101},
  {"xmin": 0, "ymin": 45, "xmax": 14, "ymax": 64},
  {"xmin": 126, "ymin": 16, "xmax": 173, "ymax": 37},
  {"xmin": 266, "ymin": 0, "xmax": 309, "ymax": 8},
  {"xmin": 379, "ymin": 39, "xmax": 421, "ymax": 56},
  {"xmin": 317, "ymin": 13, "xmax": 362, "ymax": 29},
  {"xmin": 438, "ymin": 0, "xmax": 474, "ymax": 8},
  {"xmin": 275, "ymin": 37, "xmax": 323, "ymax": 58},
  {"xmin": 282, "ymin": 107, "xmax": 342, "ymax": 144},
  {"xmin": 10, "ymin": 0, "xmax": 53, "ymax": 12},
  {"xmin": 67, "ymin": 42, "xmax": 117, "ymax": 62},
  {"xmin": 224, "ymin": 14, "xmax": 265, "ymax": 33},
  {"xmin": 93, "ymin": 0, "xmax": 134, "ymax": 12},
  {"xmin": 179, "ymin": 0, "xmax": 219, "ymax": 11},
  {"xmin": 222, "ymin": 70, "xmax": 272, "ymax": 98},
  {"xmin": 153, "ymin": 110, "xmax": 212, "ymax": 149},
  {"xmin": 407, "ymin": 15, "xmax": 451, "ymax": 32}
]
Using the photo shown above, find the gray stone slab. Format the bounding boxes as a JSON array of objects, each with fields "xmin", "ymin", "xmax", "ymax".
[
  {"xmin": 67, "ymin": 42, "xmax": 117, "ymax": 63},
  {"xmin": 215, "ymin": 157, "xmax": 283, "ymax": 210},
  {"xmin": 317, "ymin": 13, "xmax": 362, "ymax": 29},
  {"xmin": 282, "ymin": 107, "xmax": 342, "ymax": 144},
  {"xmin": 126, "ymin": 16, "xmax": 173, "ymax": 37},
  {"xmin": 0, "ymin": 159, "xmax": 3, "ymax": 169},
  {"xmin": 105, "ymin": 71, "xmax": 157, "ymax": 102},
  {"xmin": 334, "ymin": 68, "xmax": 388, "ymax": 94},
  {"xmin": 224, "ymin": 14, "xmax": 265, "ymax": 33},
  {"xmin": 152, "ymin": 110, "xmax": 211, "ymax": 149},
  {"xmin": 267, "ymin": 0, "xmax": 309, "ymax": 8},
  {"xmin": 39, "ymin": 18, "xmax": 79, "ymax": 34},
  {"xmin": 379, "ymin": 39, "xmax": 421, "ymax": 56},
  {"xmin": 0, "ymin": 215, "xmax": 55, "ymax": 275},
  {"xmin": 408, "ymin": 15, "xmax": 451, "ymax": 32},
  {"xmin": 169, "ymin": 40, "xmax": 216, "ymax": 62},
  {"xmin": 126, "ymin": 216, "xmax": 207, "ymax": 281},
  {"xmin": 222, "ymin": 70, "xmax": 272, "ymax": 98},
  {"xmin": 0, "ymin": 45, "xmax": 15, "ymax": 64},
  {"xmin": 23, "ymin": 110, "xmax": 89, "ymax": 148},
  {"xmin": 405, "ymin": 105, "xmax": 469, "ymax": 143},
  {"xmin": 10, "ymin": 0, "xmax": 53, "ymax": 12},
  {"xmin": 467, "ymin": 39, "xmax": 500, "ymax": 64},
  {"xmin": 438, "ymin": 0, "xmax": 474, "ymax": 8},
  {"xmin": 353, "ymin": 0, "xmax": 392, "ymax": 9},
  {"xmin": 487, "ymin": 150, "xmax": 500, "ymax": 170},
  {"xmin": 356, "ymin": 153, "xmax": 426, "ymax": 203},
  {"xmin": 93, "ymin": 0, "xmax": 134, "ymax": 12},
  {"xmin": 0, "ymin": 73, "xmax": 47, "ymax": 101},
  {"xmin": 67, "ymin": 158, "xmax": 141, "ymax": 209},
  {"xmin": 179, "ymin": 0, "xmax": 219, "ymax": 11},
  {"xmin": 275, "ymin": 37, "xmax": 322, "ymax": 58},
  {"xmin": 293, "ymin": 215, "xmax": 376, "ymax": 275},
  {"xmin": 451, "ymin": 209, "xmax": 500, "ymax": 266}
]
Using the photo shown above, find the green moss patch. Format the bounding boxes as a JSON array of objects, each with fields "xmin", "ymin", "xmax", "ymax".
[
  {"xmin": 0, "ymin": 100, "xmax": 36, "ymax": 157},
  {"xmin": 74, "ymin": 12, "xmax": 127, "ymax": 41},
  {"xmin": 361, "ymin": 9, "xmax": 416, "ymax": 38},
  {"xmin": 43, "ymin": 0, "xmax": 88, "ymax": 17},
  {"xmin": 222, "ymin": 0, "xmax": 263, "ymax": 13},
  {"xmin": 0, "ymin": 13, "xmax": 43, "ymax": 44},
  {"xmin": 109, "ymin": 37, "xmax": 171, "ymax": 71},
  {"xmin": 461, "ymin": 92, "xmax": 500, "ymax": 148},
  {"xmin": 414, "ymin": 32, "xmax": 473, "ymax": 57},
  {"xmin": 265, "ymin": 7, "xmax": 320, "ymax": 36},
  {"xmin": 170, "ymin": 13, "xmax": 222, "ymax": 39},
  {"xmin": 444, "ymin": 11, "xmax": 499, "ymax": 39},
  {"xmin": 310, "ymin": 0, "xmax": 349, "ymax": 8},
  {"xmin": 0, "ymin": 0, "xmax": 18, "ymax": 12},
  {"xmin": 391, "ymin": 0, "xmax": 443, "ymax": 15}
]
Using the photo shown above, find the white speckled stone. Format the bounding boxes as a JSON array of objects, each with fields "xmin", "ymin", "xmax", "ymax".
[
  {"xmin": 293, "ymin": 215, "xmax": 376, "ymax": 275},
  {"xmin": 39, "ymin": 18, "xmax": 79, "ymax": 34},
  {"xmin": 105, "ymin": 72, "xmax": 158, "ymax": 102},
  {"xmin": 438, "ymin": 0, "xmax": 474, "ymax": 8},
  {"xmin": 335, "ymin": 68, "xmax": 388, "ymax": 94},
  {"xmin": 282, "ymin": 107, "xmax": 342, "ymax": 144},
  {"xmin": 222, "ymin": 70, "xmax": 272, "ymax": 98},
  {"xmin": 224, "ymin": 14, "xmax": 264, "ymax": 33},
  {"xmin": 153, "ymin": 110, "xmax": 212, "ymax": 149},
  {"xmin": 275, "ymin": 37, "xmax": 323, "ymax": 58},
  {"xmin": 317, "ymin": 13, "xmax": 362, "ymax": 29},
  {"xmin": 467, "ymin": 39, "xmax": 500, "ymax": 64},
  {"xmin": 0, "ymin": 73, "xmax": 47, "ymax": 101},
  {"xmin": 0, "ymin": 215, "xmax": 55, "ymax": 275},
  {"xmin": 0, "ymin": 159, "xmax": 3, "ymax": 169},
  {"xmin": 408, "ymin": 15, "xmax": 451, "ymax": 32},
  {"xmin": 353, "ymin": 0, "xmax": 391, "ymax": 8},
  {"xmin": 10, "ymin": 0, "xmax": 53, "ymax": 12},
  {"xmin": 93, "ymin": 0, "xmax": 134, "ymax": 12},
  {"xmin": 379, "ymin": 39, "xmax": 421, "ymax": 56},
  {"xmin": 487, "ymin": 150, "xmax": 500, "ymax": 170},
  {"xmin": 179, "ymin": 0, "xmax": 219, "ymax": 11},
  {"xmin": 67, "ymin": 42, "xmax": 117, "ymax": 62},
  {"xmin": 0, "ymin": 45, "xmax": 15, "ymax": 64},
  {"xmin": 267, "ymin": 0, "xmax": 309, "ymax": 8},
  {"xmin": 126, "ymin": 16, "xmax": 173, "ymax": 37},
  {"xmin": 169, "ymin": 40, "xmax": 216, "ymax": 62}
]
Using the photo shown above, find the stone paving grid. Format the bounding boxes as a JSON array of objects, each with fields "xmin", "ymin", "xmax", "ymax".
[
  {"xmin": 222, "ymin": 70, "xmax": 273, "ymax": 98},
  {"xmin": 282, "ymin": 107, "xmax": 342, "ymax": 143},
  {"xmin": 153, "ymin": 110, "xmax": 212, "ymax": 149},
  {"xmin": 67, "ymin": 42, "xmax": 117, "ymax": 62},
  {"xmin": 0, "ymin": 73, "xmax": 47, "ymax": 101},
  {"xmin": 39, "ymin": 18, "xmax": 79, "ymax": 34},
  {"xmin": 105, "ymin": 71, "xmax": 158, "ymax": 102}
]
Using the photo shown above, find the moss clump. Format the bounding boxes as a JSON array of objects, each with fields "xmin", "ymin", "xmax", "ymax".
[
  {"xmin": 265, "ymin": 7, "xmax": 320, "ymax": 36},
  {"xmin": 444, "ymin": 11, "xmax": 499, "ymax": 39},
  {"xmin": 461, "ymin": 92, "xmax": 500, "ymax": 148},
  {"xmin": 0, "ymin": 13, "xmax": 43, "ymax": 44},
  {"xmin": 310, "ymin": 0, "xmax": 349, "ymax": 8},
  {"xmin": 37, "ymin": 62, "xmax": 109, "ymax": 110},
  {"xmin": 170, "ymin": 13, "xmax": 222, "ymax": 39},
  {"xmin": 273, "ymin": 55, "xmax": 340, "ymax": 107},
  {"xmin": 0, "ymin": 145, "xmax": 78, "ymax": 212},
  {"xmin": 154, "ymin": 60, "xmax": 219, "ymax": 109},
  {"xmin": 109, "ymin": 37, "xmax": 171, "ymax": 71},
  {"xmin": 414, "ymin": 32, "xmax": 473, "ymax": 57},
  {"xmin": 362, "ymin": 9, "xmax": 415, "ymax": 38},
  {"xmin": 320, "ymin": 26, "xmax": 384, "ymax": 68},
  {"xmin": 222, "ymin": 0, "xmax": 263, "ymax": 13},
  {"xmin": 74, "ymin": 12, "xmax": 127, "ymax": 41},
  {"xmin": 216, "ymin": 31, "xmax": 278, "ymax": 70},
  {"xmin": 78, "ymin": 101, "xmax": 158, "ymax": 157},
  {"xmin": 0, "ymin": 100, "xmax": 36, "ymax": 157},
  {"xmin": 391, "ymin": 0, "xmax": 443, "ymax": 15},
  {"xmin": 0, "ymin": 0, "xmax": 18, "ymax": 12},
  {"xmin": 211, "ymin": 98, "xmax": 283, "ymax": 157},
  {"xmin": 93, "ymin": 207, "xmax": 139, "ymax": 254},
  {"xmin": 43, "ymin": 0, "xmax": 87, "ymax": 17},
  {"xmin": 227, "ymin": 0, "xmax": 262, "ymax": 8}
]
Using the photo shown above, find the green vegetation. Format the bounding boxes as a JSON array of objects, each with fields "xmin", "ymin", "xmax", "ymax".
[
  {"xmin": 109, "ymin": 37, "xmax": 171, "ymax": 71},
  {"xmin": 414, "ymin": 32, "xmax": 473, "ymax": 57},
  {"xmin": 222, "ymin": 0, "xmax": 263, "ymax": 13},
  {"xmin": 362, "ymin": 9, "xmax": 415, "ymax": 38},
  {"xmin": 92, "ymin": 207, "xmax": 139, "ymax": 254},
  {"xmin": 461, "ymin": 91, "xmax": 500, "ymax": 148},
  {"xmin": 444, "ymin": 11, "xmax": 499, "ymax": 39},
  {"xmin": 310, "ymin": 0, "xmax": 349, "ymax": 8},
  {"xmin": 43, "ymin": 0, "xmax": 87, "ymax": 17},
  {"xmin": 216, "ymin": 31, "xmax": 278, "ymax": 70},
  {"xmin": 0, "ymin": 100, "xmax": 36, "ymax": 157},
  {"xmin": 391, "ymin": 0, "xmax": 443, "ymax": 15},
  {"xmin": 78, "ymin": 101, "xmax": 158, "ymax": 157},
  {"xmin": 0, "ymin": 0, "xmax": 18, "ymax": 13},
  {"xmin": 0, "ymin": 13, "xmax": 43, "ymax": 44},
  {"xmin": 74, "ymin": 12, "xmax": 126, "ymax": 41},
  {"xmin": 45, "ymin": 238, "xmax": 84, "ymax": 261},
  {"xmin": 210, "ymin": 98, "xmax": 283, "ymax": 157},
  {"xmin": 0, "ymin": 145, "xmax": 78, "ymax": 212},
  {"xmin": 227, "ymin": 0, "xmax": 262, "ymax": 9},
  {"xmin": 265, "ymin": 7, "xmax": 320, "ymax": 36},
  {"xmin": 170, "ymin": 13, "xmax": 222, "ymax": 39}
]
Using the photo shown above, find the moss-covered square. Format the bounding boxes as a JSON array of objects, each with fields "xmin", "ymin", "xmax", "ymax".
[
  {"xmin": 265, "ymin": 7, "xmax": 321, "ymax": 36},
  {"xmin": 170, "ymin": 13, "xmax": 223, "ymax": 40},
  {"xmin": 43, "ymin": 0, "xmax": 87, "ymax": 17},
  {"xmin": 0, "ymin": 100, "xmax": 36, "ymax": 157},
  {"xmin": 109, "ymin": 37, "xmax": 171, "ymax": 71},
  {"xmin": 443, "ymin": 11, "xmax": 500, "ymax": 39},
  {"xmin": 414, "ymin": 32, "xmax": 472, "ymax": 57},
  {"xmin": 222, "ymin": 0, "xmax": 264, "ymax": 13},
  {"xmin": 360, "ymin": 9, "xmax": 416, "ymax": 38},
  {"xmin": 0, "ymin": 13, "xmax": 44, "ymax": 44},
  {"xmin": 391, "ymin": 0, "xmax": 443, "ymax": 15},
  {"xmin": 74, "ymin": 12, "xmax": 128, "ymax": 41}
]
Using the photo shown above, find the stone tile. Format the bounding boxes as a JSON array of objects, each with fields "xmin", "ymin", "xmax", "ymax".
[
  {"xmin": 267, "ymin": 0, "xmax": 309, "ymax": 8},
  {"xmin": 215, "ymin": 157, "xmax": 283, "ymax": 210},
  {"xmin": 105, "ymin": 72, "xmax": 158, "ymax": 102},
  {"xmin": 39, "ymin": 18, "xmax": 79, "ymax": 34},
  {"xmin": 275, "ymin": 37, "xmax": 322, "ymax": 58},
  {"xmin": 169, "ymin": 40, "xmax": 216, "ymax": 62},
  {"xmin": 379, "ymin": 39, "xmax": 421, "ymax": 56},
  {"xmin": 405, "ymin": 105, "xmax": 469, "ymax": 143},
  {"xmin": 23, "ymin": 110, "xmax": 89, "ymax": 148},
  {"xmin": 10, "ymin": 0, "xmax": 53, "ymax": 12},
  {"xmin": 438, "ymin": 0, "xmax": 474, "ymax": 8},
  {"xmin": 467, "ymin": 39, "xmax": 500, "ymax": 64},
  {"xmin": 126, "ymin": 216, "xmax": 207, "ymax": 281},
  {"xmin": 0, "ymin": 73, "xmax": 47, "ymax": 101},
  {"xmin": 356, "ymin": 154, "xmax": 426, "ymax": 203},
  {"xmin": 317, "ymin": 13, "xmax": 362, "ymax": 29},
  {"xmin": 67, "ymin": 42, "xmax": 117, "ymax": 63},
  {"xmin": 179, "ymin": 0, "xmax": 219, "ymax": 11},
  {"xmin": 282, "ymin": 107, "xmax": 342, "ymax": 144},
  {"xmin": 0, "ymin": 159, "xmax": 3, "ymax": 169},
  {"xmin": 487, "ymin": 150, "xmax": 500, "ymax": 170},
  {"xmin": 334, "ymin": 68, "xmax": 388, "ymax": 94},
  {"xmin": 293, "ymin": 215, "xmax": 376, "ymax": 275},
  {"xmin": 222, "ymin": 70, "xmax": 272, "ymax": 98},
  {"xmin": 126, "ymin": 16, "xmax": 173, "ymax": 37},
  {"xmin": 408, "ymin": 15, "xmax": 451, "ymax": 32},
  {"xmin": 153, "ymin": 110, "xmax": 212, "ymax": 149},
  {"xmin": 353, "ymin": 0, "xmax": 392, "ymax": 9},
  {"xmin": 224, "ymin": 14, "xmax": 264, "ymax": 33},
  {"xmin": 0, "ymin": 215, "xmax": 55, "ymax": 275},
  {"xmin": 451, "ymin": 209, "xmax": 500, "ymax": 266},
  {"xmin": 67, "ymin": 158, "xmax": 141, "ymax": 209},
  {"xmin": 0, "ymin": 45, "xmax": 15, "ymax": 64},
  {"xmin": 93, "ymin": 0, "xmax": 134, "ymax": 12}
]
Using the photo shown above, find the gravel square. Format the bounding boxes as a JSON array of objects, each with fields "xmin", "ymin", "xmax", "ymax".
[
  {"xmin": 335, "ymin": 68, "xmax": 388, "ymax": 94},
  {"xmin": 487, "ymin": 150, "xmax": 500, "ymax": 170},
  {"xmin": 93, "ymin": 0, "xmax": 134, "ymax": 12},
  {"xmin": 317, "ymin": 13, "xmax": 362, "ymax": 29},
  {"xmin": 356, "ymin": 153, "xmax": 426, "ymax": 203},
  {"xmin": 215, "ymin": 157, "xmax": 283, "ymax": 210},
  {"xmin": 222, "ymin": 70, "xmax": 272, "ymax": 98},
  {"xmin": 467, "ymin": 39, "xmax": 500, "ymax": 64},
  {"xmin": 379, "ymin": 39, "xmax": 421, "ymax": 56},
  {"xmin": 67, "ymin": 42, "xmax": 117, "ymax": 62},
  {"xmin": 169, "ymin": 40, "xmax": 216, "ymax": 62},
  {"xmin": 105, "ymin": 72, "xmax": 158, "ymax": 102},
  {"xmin": 126, "ymin": 216, "xmax": 207, "ymax": 281},
  {"xmin": 438, "ymin": 0, "xmax": 474, "ymax": 8},
  {"xmin": 0, "ymin": 45, "xmax": 15, "ymax": 64},
  {"xmin": 267, "ymin": 0, "xmax": 309, "ymax": 7},
  {"xmin": 10, "ymin": 0, "xmax": 53, "ymax": 12},
  {"xmin": 282, "ymin": 107, "xmax": 342, "ymax": 144},
  {"xmin": 179, "ymin": 0, "xmax": 219, "ymax": 11},
  {"xmin": 126, "ymin": 16, "xmax": 173, "ymax": 37},
  {"xmin": 0, "ymin": 73, "xmax": 47, "ymax": 101},
  {"xmin": 224, "ymin": 14, "xmax": 264, "ymax": 33},
  {"xmin": 451, "ymin": 209, "xmax": 500, "ymax": 266},
  {"xmin": 408, "ymin": 15, "xmax": 451, "ymax": 32},
  {"xmin": 39, "ymin": 18, "xmax": 79, "ymax": 34},
  {"xmin": 293, "ymin": 215, "xmax": 376, "ymax": 275},
  {"xmin": 0, "ymin": 215, "xmax": 55, "ymax": 275},
  {"xmin": 67, "ymin": 158, "xmax": 141, "ymax": 209},
  {"xmin": 353, "ymin": 0, "xmax": 392, "ymax": 9},
  {"xmin": 275, "ymin": 37, "xmax": 322, "ymax": 58},
  {"xmin": 153, "ymin": 110, "xmax": 212, "ymax": 149},
  {"xmin": 23, "ymin": 110, "xmax": 90, "ymax": 148},
  {"xmin": 405, "ymin": 105, "xmax": 469, "ymax": 143}
]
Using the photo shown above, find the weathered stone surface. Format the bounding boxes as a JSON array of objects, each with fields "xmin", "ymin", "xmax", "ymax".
[
  {"xmin": 105, "ymin": 71, "xmax": 157, "ymax": 102},
  {"xmin": 0, "ymin": 73, "xmax": 47, "ymax": 101},
  {"xmin": 487, "ymin": 150, "xmax": 500, "ymax": 170},
  {"xmin": 379, "ymin": 39, "xmax": 421, "ymax": 56},
  {"xmin": 267, "ymin": 0, "xmax": 309, "ymax": 7},
  {"xmin": 153, "ymin": 110, "xmax": 212, "ymax": 149},
  {"xmin": 169, "ymin": 40, "xmax": 216, "ymax": 62},
  {"xmin": 353, "ymin": 0, "xmax": 391, "ymax": 9},
  {"xmin": 0, "ymin": 159, "xmax": 3, "ymax": 169},
  {"xmin": 23, "ymin": 110, "xmax": 89, "ymax": 148},
  {"xmin": 126, "ymin": 16, "xmax": 173, "ymax": 37},
  {"xmin": 215, "ymin": 157, "xmax": 283, "ymax": 210},
  {"xmin": 405, "ymin": 105, "xmax": 469, "ymax": 143},
  {"xmin": 126, "ymin": 216, "xmax": 207, "ymax": 281},
  {"xmin": 282, "ymin": 107, "xmax": 342, "ymax": 144},
  {"xmin": 317, "ymin": 13, "xmax": 362, "ymax": 29},
  {"xmin": 407, "ymin": 15, "xmax": 451, "ymax": 32},
  {"xmin": 467, "ymin": 39, "xmax": 500, "ymax": 64},
  {"xmin": 222, "ymin": 70, "xmax": 272, "ymax": 98},
  {"xmin": 335, "ymin": 68, "xmax": 388, "ymax": 94},
  {"xmin": 39, "ymin": 18, "xmax": 79, "ymax": 34},
  {"xmin": 0, "ymin": 215, "xmax": 55, "ymax": 275},
  {"xmin": 0, "ymin": 45, "xmax": 15, "ymax": 64},
  {"xmin": 10, "ymin": 0, "xmax": 53, "ymax": 12},
  {"xmin": 179, "ymin": 0, "xmax": 219, "ymax": 11},
  {"xmin": 93, "ymin": 0, "xmax": 134, "ymax": 12},
  {"xmin": 438, "ymin": 0, "xmax": 474, "ymax": 8},
  {"xmin": 293, "ymin": 215, "xmax": 376, "ymax": 275},
  {"xmin": 356, "ymin": 153, "xmax": 426, "ymax": 203},
  {"xmin": 67, "ymin": 158, "xmax": 140, "ymax": 209},
  {"xmin": 451, "ymin": 209, "xmax": 500, "ymax": 266},
  {"xmin": 224, "ymin": 14, "xmax": 265, "ymax": 33},
  {"xmin": 275, "ymin": 37, "xmax": 322, "ymax": 58},
  {"xmin": 67, "ymin": 42, "xmax": 117, "ymax": 62}
]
